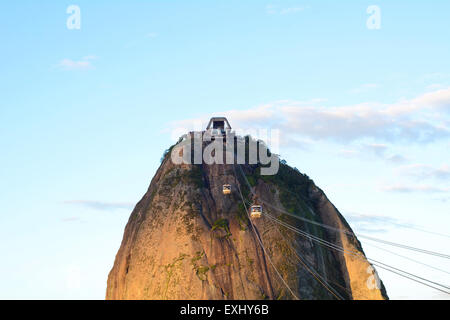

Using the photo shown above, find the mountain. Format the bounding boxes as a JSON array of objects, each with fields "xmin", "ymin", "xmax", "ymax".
[{"xmin": 106, "ymin": 134, "xmax": 388, "ymax": 300}]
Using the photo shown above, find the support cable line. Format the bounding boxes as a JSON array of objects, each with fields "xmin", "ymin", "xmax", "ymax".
[
  {"xmin": 235, "ymin": 166, "xmax": 450, "ymax": 295},
  {"xmin": 261, "ymin": 210, "xmax": 450, "ymax": 295},
  {"xmin": 270, "ymin": 220, "xmax": 346, "ymax": 300},
  {"xmin": 232, "ymin": 164, "xmax": 300, "ymax": 300},
  {"xmin": 231, "ymin": 169, "xmax": 346, "ymax": 299},
  {"xmin": 362, "ymin": 241, "xmax": 450, "ymax": 276},
  {"xmin": 237, "ymin": 165, "xmax": 450, "ymax": 260},
  {"xmin": 267, "ymin": 198, "xmax": 450, "ymax": 260},
  {"xmin": 277, "ymin": 184, "xmax": 450, "ymax": 239}
]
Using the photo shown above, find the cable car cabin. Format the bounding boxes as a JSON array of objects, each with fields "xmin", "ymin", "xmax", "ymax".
[
  {"xmin": 205, "ymin": 117, "xmax": 232, "ymax": 140},
  {"xmin": 250, "ymin": 205, "xmax": 262, "ymax": 219},
  {"xmin": 222, "ymin": 184, "xmax": 231, "ymax": 195}
]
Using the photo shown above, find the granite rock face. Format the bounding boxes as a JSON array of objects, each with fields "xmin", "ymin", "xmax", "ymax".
[{"xmin": 106, "ymin": 139, "xmax": 388, "ymax": 300}]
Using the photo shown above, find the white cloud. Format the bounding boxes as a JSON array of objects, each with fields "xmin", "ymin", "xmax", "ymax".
[
  {"xmin": 277, "ymin": 92, "xmax": 449, "ymax": 143},
  {"xmin": 169, "ymin": 88, "xmax": 450, "ymax": 151},
  {"xmin": 411, "ymin": 88, "xmax": 450, "ymax": 112},
  {"xmin": 56, "ymin": 58, "xmax": 94, "ymax": 70},
  {"xmin": 262, "ymin": 89, "xmax": 449, "ymax": 143}
]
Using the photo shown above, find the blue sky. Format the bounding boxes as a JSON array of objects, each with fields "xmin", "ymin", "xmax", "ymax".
[{"xmin": 0, "ymin": 1, "xmax": 449, "ymax": 299}]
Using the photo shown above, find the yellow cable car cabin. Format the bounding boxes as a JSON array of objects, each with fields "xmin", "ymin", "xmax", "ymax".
[
  {"xmin": 223, "ymin": 184, "xmax": 231, "ymax": 195},
  {"xmin": 250, "ymin": 205, "xmax": 262, "ymax": 219}
]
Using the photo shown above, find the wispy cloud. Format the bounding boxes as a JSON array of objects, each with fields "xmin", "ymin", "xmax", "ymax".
[
  {"xmin": 438, "ymin": 196, "xmax": 450, "ymax": 203},
  {"xmin": 381, "ymin": 163, "xmax": 449, "ymax": 196},
  {"xmin": 346, "ymin": 213, "xmax": 413, "ymax": 234},
  {"xmin": 337, "ymin": 144, "xmax": 409, "ymax": 165},
  {"xmin": 381, "ymin": 184, "xmax": 449, "ymax": 193},
  {"xmin": 56, "ymin": 56, "xmax": 97, "ymax": 70},
  {"xmin": 397, "ymin": 163, "xmax": 450, "ymax": 181},
  {"xmin": 146, "ymin": 32, "xmax": 158, "ymax": 38},
  {"xmin": 345, "ymin": 212, "xmax": 449, "ymax": 237},
  {"xmin": 63, "ymin": 200, "xmax": 134, "ymax": 211},
  {"xmin": 170, "ymin": 88, "xmax": 450, "ymax": 146},
  {"xmin": 386, "ymin": 154, "xmax": 408, "ymax": 164},
  {"xmin": 275, "ymin": 89, "xmax": 450, "ymax": 143}
]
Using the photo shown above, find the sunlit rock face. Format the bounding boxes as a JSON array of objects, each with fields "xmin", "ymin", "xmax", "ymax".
[{"xmin": 106, "ymin": 140, "xmax": 388, "ymax": 300}]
